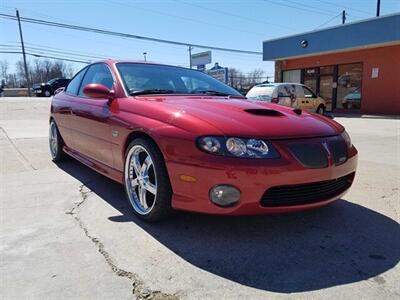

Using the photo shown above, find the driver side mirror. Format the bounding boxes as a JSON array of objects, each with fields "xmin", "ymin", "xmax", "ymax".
[{"xmin": 83, "ymin": 83, "xmax": 115, "ymax": 100}]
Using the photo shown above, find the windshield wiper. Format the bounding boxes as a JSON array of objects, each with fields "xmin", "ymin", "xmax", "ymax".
[
  {"xmin": 129, "ymin": 89, "xmax": 176, "ymax": 96},
  {"xmin": 191, "ymin": 90, "xmax": 231, "ymax": 96}
]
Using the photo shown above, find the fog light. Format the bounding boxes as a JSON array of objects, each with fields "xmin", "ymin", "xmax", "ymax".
[{"xmin": 209, "ymin": 185, "xmax": 240, "ymax": 207}]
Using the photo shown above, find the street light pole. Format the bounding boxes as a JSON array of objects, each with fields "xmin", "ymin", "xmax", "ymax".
[
  {"xmin": 376, "ymin": 0, "xmax": 381, "ymax": 16},
  {"xmin": 142, "ymin": 52, "xmax": 147, "ymax": 62},
  {"xmin": 188, "ymin": 46, "xmax": 193, "ymax": 69},
  {"xmin": 16, "ymin": 9, "xmax": 31, "ymax": 96}
]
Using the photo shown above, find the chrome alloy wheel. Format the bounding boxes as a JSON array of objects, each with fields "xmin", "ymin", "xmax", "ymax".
[
  {"xmin": 125, "ymin": 145, "xmax": 157, "ymax": 215},
  {"xmin": 49, "ymin": 121, "xmax": 58, "ymax": 158}
]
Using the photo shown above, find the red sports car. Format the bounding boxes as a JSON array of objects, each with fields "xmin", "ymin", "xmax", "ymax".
[{"xmin": 49, "ymin": 60, "xmax": 357, "ymax": 221}]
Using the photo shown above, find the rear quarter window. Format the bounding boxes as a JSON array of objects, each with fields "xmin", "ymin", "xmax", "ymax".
[{"xmin": 247, "ymin": 86, "xmax": 275, "ymax": 97}]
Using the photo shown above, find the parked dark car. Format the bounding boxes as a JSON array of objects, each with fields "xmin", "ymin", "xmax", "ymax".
[{"xmin": 33, "ymin": 78, "xmax": 70, "ymax": 97}]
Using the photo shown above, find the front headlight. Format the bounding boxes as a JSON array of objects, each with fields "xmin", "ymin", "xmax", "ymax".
[
  {"xmin": 197, "ymin": 136, "xmax": 279, "ymax": 158},
  {"xmin": 341, "ymin": 130, "xmax": 352, "ymax": 148}
]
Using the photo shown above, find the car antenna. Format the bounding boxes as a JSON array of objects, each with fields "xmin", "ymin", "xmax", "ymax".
[{"xmin": 293, "ymin": 108, "xmax": 302, "ymax": 115}]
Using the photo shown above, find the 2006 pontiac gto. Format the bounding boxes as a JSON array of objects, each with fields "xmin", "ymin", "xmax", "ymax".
[{"xmin": 49, "ymin": 60, "xmax": 357, "ymax": 221}]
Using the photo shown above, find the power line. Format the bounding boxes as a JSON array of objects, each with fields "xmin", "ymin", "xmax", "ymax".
[
  {"xmin": 284, "ymin": 0, "xmax": 339, "ymax": 15},
  {"xmin": 0, "ymin": 13, "xmax": 262, "ymax": 55},
  {"xmin": 0, "ymin": 51, "xmax": 90, "ymax": 64},
  {"xmin": 314, "ymin": 0, "xmax": 371, "ymax": 16},
  {"xmin": 0, "ymin": 44, "xmax": 108, "ymax": 60},
  {"xmin": 314, "ymin": 12, "xmax": 344, "ymax": 29},
  {"xmin": 263, "ymin": 0, "xmax": 337, "ymax": 17},
  {"xmin": 175, "ymin": 0, "xmax": 295, "ymax": 31},
  {"xmin": 108, "ymin": 0, "xmax": 267, "ymax": 37},
  {"xmin": 0, "ymin": 43, "xmax": 196, "ymax": 67}
]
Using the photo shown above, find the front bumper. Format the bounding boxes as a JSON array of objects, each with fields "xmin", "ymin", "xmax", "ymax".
[{"xmin": 166, "ymin": 140, "xmax": 358, "ymax": 215}]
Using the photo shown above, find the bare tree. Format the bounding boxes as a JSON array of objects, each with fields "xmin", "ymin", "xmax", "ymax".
[
  {"xmin": 247, "ymin": 69, "xmax": 265, "ymax": 86},
  {"xmin": 228, "ymin": 68, "xmax": 246, "ymax": 91},
  {"xmin": 32, "ymin": 59, "xmax": 44, "ymax": 84},
  {"xmin": 15, "ymin": 59, "xmax": 32, "ymax": 87},
  {"xmin": 43, "ymin": 60, "xmax": 52, "ymax": 81},
  {"xmin": 227, "ymin": 68, "xmax": 268, "ymax": 93},
  {"xmin": 0, "ymin": 60, "xmax": 9, "ymax": 82}
]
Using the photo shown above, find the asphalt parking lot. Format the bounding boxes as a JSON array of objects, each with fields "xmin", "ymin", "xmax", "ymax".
[{"xmin": 1, "ymin": 97, "xmax": 399, "ymax": 299}]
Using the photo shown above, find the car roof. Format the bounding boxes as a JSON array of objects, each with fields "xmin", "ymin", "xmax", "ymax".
[
  {"xmin": 252, "ymin": 83, "xmax": 304, "ymax": 88},
  {"xmin": 99, "ymin": 59, "xmax": 190, "ymax": 69}
]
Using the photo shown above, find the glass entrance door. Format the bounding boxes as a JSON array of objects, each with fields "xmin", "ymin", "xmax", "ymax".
[
  {"xmin": 337, "ymin": 63, "xmax": 362, "ymax": 110},
  {"xmin": 319, "ymin": 75, "xmax": 333, "ymax": 111}
]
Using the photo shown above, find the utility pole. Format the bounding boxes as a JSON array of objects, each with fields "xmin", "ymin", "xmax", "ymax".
[
  {"xmin": 376, "ymin": 0, "xmax": 381, "ymax": 16},
  {"xmin": 342, "ymin": 10, "xmax": 346, "ymax": 24},
  {"xmin": 188, "ymin": 46, "xmax": 193, "ymax": 69},
  {"xmin": 16, "ymin": 9, "xmax": 31, "ymax": 96},
  {"xmin": 142, "ymin": 52, "xmax": 147, "ymax": 62}
]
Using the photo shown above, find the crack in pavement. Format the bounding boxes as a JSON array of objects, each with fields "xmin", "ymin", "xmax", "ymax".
[
  {"xmin": 0, "ymin": 126, "xmax": 37, "ymax": 170},
  {"xmin": 67, "ymin": 182, "xmax": 181, "ymax": 300},
  {"xmin": 380, "ymin": 188, "xmax": 399, "ymax": 219}
]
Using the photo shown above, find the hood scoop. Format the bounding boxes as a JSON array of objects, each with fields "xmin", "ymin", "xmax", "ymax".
[
  {"xmin": 244, "ymin": 109, "xmax": 283, "ymax": 117},
  {"xmin": 293, "ymin": 108, "xmax": 302, "ymax": 115}
]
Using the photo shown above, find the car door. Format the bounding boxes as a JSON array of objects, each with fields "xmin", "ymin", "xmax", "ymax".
[
  {"xmin": 295, "ymin": 84, "xmax": 310, "ymax": 110},
  {"xmin": 300, "ymin": 85, "xmax": 318, "ymax": 111},
  {"xmin": 52, "ymin": 68, "xmax": 88, "ymax": 149},
  {"xmin": 69, "ymin": 63, "xmax": 115, "ymax": 167}
]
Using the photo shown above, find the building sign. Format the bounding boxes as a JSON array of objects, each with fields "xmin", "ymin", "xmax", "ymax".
[
  {"xmin": 206, "ymin": 67, "xmax": 228, "ymax": 84},
  {"xmin": 191, "ymin": 51, "xmax": 212, "ymax": 66},
  {"xmin": 371, "ymin": 67, "xmax": 379, "ymax": 78},
  {"xmin": 305, "ymin": 67, "xmax": 318, "ymax": 76}
]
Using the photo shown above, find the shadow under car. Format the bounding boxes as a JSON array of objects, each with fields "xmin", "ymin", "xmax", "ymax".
[{"xmin": 57, "ymin": 160, "xmax": 400, "ymax": 293}]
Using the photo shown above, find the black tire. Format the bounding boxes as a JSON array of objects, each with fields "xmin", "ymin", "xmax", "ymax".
[
  {"xmin": 124, "ymin": 138, "xmax": 173, "ymax": 222},
  {"xmin": 49, "ymin": 119, "xmax": 67, "ymax": 162},
  {"xmin": 316, "ymin": 105, "xmax": 325, "ymax": 114},
  {"xmin": 44, "ymin": 90, "xmax": 52, "ymax": 97}
]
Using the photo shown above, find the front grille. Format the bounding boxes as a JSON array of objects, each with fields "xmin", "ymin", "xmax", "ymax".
[
  {"xmin": 287, "ymin": 143, "xmax": 328, "ymax": 168},
  {"xmin": 260, "ymin": 173, "xmax": 354, "ymax": 207},
  {"xmin": 286, "ymin": 136, "xmax": 348, "ymax": 168},
  {"xmin": 328, "ymin": 137, "xmax": 348, "ymax": 165}
]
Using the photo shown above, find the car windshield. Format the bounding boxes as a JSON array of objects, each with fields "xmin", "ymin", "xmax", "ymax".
[
  {"xmin": 246, "ymin": 85, "xmax": 275, "ymax": 101},
  {"xmin": 116, "ymin": 63, "xmax": 243, "ymax": 97},
  {"xmin": 46, "ymin": 79, "xmax": 57, "ymax": 84}
]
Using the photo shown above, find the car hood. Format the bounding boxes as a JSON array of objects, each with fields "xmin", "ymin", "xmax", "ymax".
[{"xmin": 131, "ymin": 95, "xmax": 343, "ymax": 139}]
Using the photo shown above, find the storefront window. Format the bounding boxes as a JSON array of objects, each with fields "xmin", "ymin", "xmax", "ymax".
[
  {"xmin": 319, "ymin": 65, "xmax": 334, "ymax": 75},
  {"xmin": 303, "ymin": 67, "xmax": 318, "ymax": 95},
  {"xmin": 337, "ymin": 63, "xmax": 362, "ymax": 109},
  {"xmin": 282, "ymin": 69, "xmax": 301, "ymax": 83}
]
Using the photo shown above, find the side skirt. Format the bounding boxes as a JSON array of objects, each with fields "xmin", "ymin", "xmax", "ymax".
[{"xmin": 63, "ymin": 146, "xmax": 124, "ymax": 184}]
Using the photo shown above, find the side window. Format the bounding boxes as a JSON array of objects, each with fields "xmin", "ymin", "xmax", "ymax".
[
  {"xmin": 278, "ymin": 85, "xmax": 295, "ymax": 98},
  {"xmin": 78, "ymin": 64, "xmax": 114, "ymax": 97},
  {"xmin": 295, "ymin": 85, "xmax": 305, "ymax": 98},
  {"xmin": 303, "ymin": 86, "xmax": 316, "ymax": 98},
  {"xmin": 65, "ymin": 68, "xmax": 87, "ymax": 95}
]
